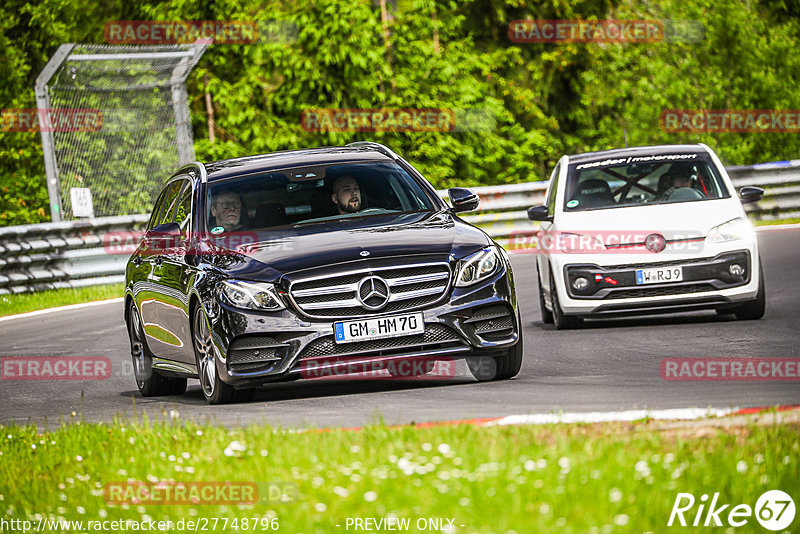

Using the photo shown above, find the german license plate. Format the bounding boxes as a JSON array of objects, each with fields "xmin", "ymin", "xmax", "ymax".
[
  {"xmin": 333, "ymin": 313, "xmax": 424, "ymax": 344},
  {"xmin": 635, "ymin": 266, "xmax": 684, "ymax": 285}
]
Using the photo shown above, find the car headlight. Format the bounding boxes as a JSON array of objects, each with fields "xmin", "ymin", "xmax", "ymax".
[
  {"xmin": 220, "ymin": 280, "xmax": 285, "ymax": 311},
  {"xmin": 456, "ymin": 247, "xmax": 500, "ymax": 287},
  {"xmin": 558, "ymin": 233, "xmax": 606, "ymax": 253},
  {"xmin": 706, "ymin": 217, "xmax": 752, "ymax": 243}
]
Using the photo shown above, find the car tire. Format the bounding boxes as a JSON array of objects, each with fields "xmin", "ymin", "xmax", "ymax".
[
  {"xmin": 192, "ymin": 305, "xmax": 255, "ymax": 404},
  {"xmin": 466, "ymin": 356, "xmax": 497, "ymax": 381},
  {"xmin": 493, "ymin": 328, "xmax": 523, "ymax": 380},
  {"xmin": 538, "ymin": 268, "xmax": 554, "ymax": 324},
  {"xmin": 468, "ymin": 312, "xmax": 524, "ymax": 381},
  {"xmin": 733, "ymin": 260, "xmax": 766, "ymax": 321},
  {"xmin": 550, "ymin": 271, "xmax": 582, "ymax": 330},
  {"xmin": 127, "ymin": 300, "xmax": 187, "ymax": 397}
]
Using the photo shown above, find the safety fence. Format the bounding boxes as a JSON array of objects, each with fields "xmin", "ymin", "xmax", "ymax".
[{"xmin": 1, "ymin": 162, "xmax": 798, "ymax": 294}]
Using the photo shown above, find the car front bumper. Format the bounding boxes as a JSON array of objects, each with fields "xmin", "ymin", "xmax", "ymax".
[
  {"xmin": 207, "ymin": 268, "xmax": 520, "ymax": 387},
  {"xmin": 552, "ymin": 243, "xmax": 760, "ymax": 317}
]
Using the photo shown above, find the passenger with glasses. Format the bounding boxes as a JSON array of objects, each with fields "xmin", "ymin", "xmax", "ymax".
[{"xmin": 210, "ymin": 190, "xmax": 244, "ymax": 233}]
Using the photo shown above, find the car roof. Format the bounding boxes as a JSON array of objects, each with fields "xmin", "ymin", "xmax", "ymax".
[
  {"xmin": 202, "ymin": 145, "xmax": 395, "ymax": 182},
  {"xmin": 566, "ymin": 144, "xmax": 708, "ymax": 164}
]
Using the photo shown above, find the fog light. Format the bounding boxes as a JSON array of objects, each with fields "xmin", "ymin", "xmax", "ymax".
[
  {"xmin": 572, "ymin": 276, "xmax": 589, "ymax": 290},
  {"xmin": 729, "ymin": 264, "xmax": 744, "ymax": 276}
]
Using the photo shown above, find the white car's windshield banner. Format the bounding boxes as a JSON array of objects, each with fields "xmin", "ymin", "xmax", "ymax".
[{"xmin": 575, "ymin": 153, "xmax": 698, "ymax": 170}]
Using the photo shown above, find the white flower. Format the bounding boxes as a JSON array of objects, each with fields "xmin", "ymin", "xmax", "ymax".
[
  {"xmin": 223, "ymin": 440, "xmax": 246, "ymax": 457},
  {"xmin": 609, "ymin": 488, "xmax": 623, "ymax": 503},
  {"xmin": 614, "ymin": 514, "xmax": 629, "ymax": 526},
  {"xmin": 314, "ymin": 503, "xmax": 326, "ymax": 512},
  {"xmin": 635, "ymin": 460, "xmax": 651, "ymax": 477},
  {"xmin": 437, "ymin": 443, "xmax": 451, "ymax": 456},
  {"xmin": 524, "ymin": 460, "xmax": 536, "ymax": 471},
  {"xmin": 736, "ymin": 460, "xmax": 747, "ymax": 474},
  {"xmin": 422, "ymin": 443, "xmax": 433, "ymax": 452},
  {"xmin": 75, "ymin": 455, "xmax": 83, "ymax": 462},
  {"xmin": 363, "ymin": 491, "xmax": 377, "ymax": 502}
]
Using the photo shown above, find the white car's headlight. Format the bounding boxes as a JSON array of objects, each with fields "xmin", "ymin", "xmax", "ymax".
[
  {"xmin": 456, "ymin": 247, "xmax": 500, "ymax": 287},
  {"xmin": 706, "ymin": 217, "xmax": 752, "ymax": 243},
  {"xmin": 558, "ymin": 233, "xmax": 606, "ymax": 254},
  {"xmin": 220, "ymin": 280, "xmax": 285, "ymax": 311}
]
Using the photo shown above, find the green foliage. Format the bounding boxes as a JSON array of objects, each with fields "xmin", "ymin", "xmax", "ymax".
[{"xmin": 1, "ymin": 0, "xmax": 799, "ymax": 225}]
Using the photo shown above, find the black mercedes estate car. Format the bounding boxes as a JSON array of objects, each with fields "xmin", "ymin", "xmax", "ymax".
[{"xmin": 124, "ymin": 142, "xmax": 522, "ymax": 403}]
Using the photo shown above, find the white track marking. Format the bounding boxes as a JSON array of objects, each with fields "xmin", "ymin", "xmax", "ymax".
[
  {"xmin": 484, "ymin": 407, "xmax": 736, "ymax": 426},
  {"xmin": 0, "ymin": 297, "xmax": 123, "ymax": 323}
]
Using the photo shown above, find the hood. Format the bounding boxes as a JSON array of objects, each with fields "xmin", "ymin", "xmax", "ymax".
[
  {"xmin": 214, "ymin": 211, "xmax": 491, "ymax": 281},
  {"xmin": 555, "ymin": 198, "xmax": 746, "ymax": 244}
]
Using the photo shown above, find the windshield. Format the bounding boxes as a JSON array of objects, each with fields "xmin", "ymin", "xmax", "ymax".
[
  {"xmin": 206, "ymin": 161, "xmax": 435, "ymax": 233},
  {"xmin": 563, "ymin": 153, "xmax": 730, "ymax": 212}
]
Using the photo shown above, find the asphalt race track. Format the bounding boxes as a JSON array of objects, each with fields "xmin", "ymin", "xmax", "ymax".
[{"xmin": 1, "ymin": 227, "xmax": 798, "ymax": 428}]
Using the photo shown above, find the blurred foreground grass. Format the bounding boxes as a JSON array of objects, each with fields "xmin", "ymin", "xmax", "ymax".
[{"xmin": 0, "ymin": 415, "xmax": 797, "ymax": 533}]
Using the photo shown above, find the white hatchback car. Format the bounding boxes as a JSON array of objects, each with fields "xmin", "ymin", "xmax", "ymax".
[{"xmin": 528, "ymin": 144, "xmax": 766, "ymax": 329}]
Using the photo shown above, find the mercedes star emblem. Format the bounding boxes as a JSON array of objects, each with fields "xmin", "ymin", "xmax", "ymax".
[{"xmin": 356, "ymin": 276, "xmax": 390, "ymax": 310}]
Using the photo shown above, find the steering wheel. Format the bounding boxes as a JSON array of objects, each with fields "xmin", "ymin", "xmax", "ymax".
[{"xmin": 667, "ymin": 187, "xmax": 706, "ymax": 201}]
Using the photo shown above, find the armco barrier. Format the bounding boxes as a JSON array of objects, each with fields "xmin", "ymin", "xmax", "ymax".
[
  {"xmin": 0, "ymin": 215, "xmax": 149, "ymax": 294},
  {"xmin": 0, "ymin": 161, "xmax": 798, "ymax": 294}
]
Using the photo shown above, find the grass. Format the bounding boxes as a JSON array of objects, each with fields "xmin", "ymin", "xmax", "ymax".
[
  {"xmin": 753, "ymin": 217, "xmax": 800, "ymax": 226},
  {"xmin": 0, "ymin": 416, "xmax": 797, "ymax": 533},
  {"xmin": 0, "ymin": 284, "xmax": 123, "ymax": 317}
]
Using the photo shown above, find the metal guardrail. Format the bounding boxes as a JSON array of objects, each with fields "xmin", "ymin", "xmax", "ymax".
[
  {"xmin": 1, "ymin": 162, "xmax": 798, "ymax": 294},
  {"xmin": 0, "ymin": 215, "xmax": 149, "ymax": 294}
]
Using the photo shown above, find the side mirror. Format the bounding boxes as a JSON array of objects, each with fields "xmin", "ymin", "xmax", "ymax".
[
  {"xmin": 448, "ymin": 187, "xmax": 480, "ymax": 213},
  {"xmin": 143, "ymin": 222, "xmax": 182, "ymax": 252},
  {"xmin": 527, "ymin": 204, "xmax": 553, "ymax": 222},
  {"xmin": 739, "ymin": 186, "xmax": 764, "ymax": 204},
  {"xmin": 145, "ymin": 222, "xmax": 180, "ymax": 239}
]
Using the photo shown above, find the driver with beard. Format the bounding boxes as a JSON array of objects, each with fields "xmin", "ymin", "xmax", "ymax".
[{"xmin": 330, "ymin": 175, "xmax": 363, "ymax": 215}]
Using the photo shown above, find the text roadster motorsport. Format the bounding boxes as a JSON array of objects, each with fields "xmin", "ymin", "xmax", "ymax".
[{"xmin": 125, "ymin": 142, "xmax": 522, "ymax": 403}]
